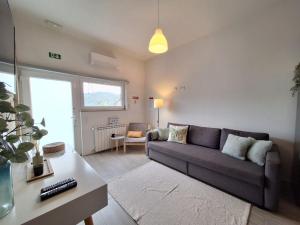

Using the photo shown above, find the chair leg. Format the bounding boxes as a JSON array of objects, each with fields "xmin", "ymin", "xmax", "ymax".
[
  {"xmin": 84, "ymin": 216, "xmax": 94, "ymax": 225},
  {"xmin": 116, "ymin": 139, "xmax": 119, "ymax": 152}
]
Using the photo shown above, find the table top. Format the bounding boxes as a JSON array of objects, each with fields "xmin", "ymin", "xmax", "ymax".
[
  {"xmin": 0, "ymin": 149, "xmax": 107, "ymax": 225},
  {"xmin": 110, "ymin": 135, "xmax": 125, "ymax": 140}
]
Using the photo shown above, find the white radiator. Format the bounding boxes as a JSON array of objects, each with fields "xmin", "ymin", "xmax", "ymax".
[{"xmin": 93, "ymin": 124, "xmax": 127, "ymax": 152}]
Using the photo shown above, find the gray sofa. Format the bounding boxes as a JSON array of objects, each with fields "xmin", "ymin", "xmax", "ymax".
[{"xmin": 146, "ymin": 123, "xmax": 280, "ymax": 211}]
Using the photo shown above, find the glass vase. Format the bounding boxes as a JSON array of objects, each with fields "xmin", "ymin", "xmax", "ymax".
[{"xmin": 0, "ymin": 160, "xmax": 14, "ymax": 218}]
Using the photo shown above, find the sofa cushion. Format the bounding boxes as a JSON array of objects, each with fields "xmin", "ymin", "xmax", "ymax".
[
  {"xmin": 220, "ymin": 128, "xmax": 269, "ymax": 150},
  {"xmin": 149, "ymin": 150, "xmax": 187, "ymax": 174},
  {"xmin": 158, "ymin": 128, "xmax": 169, "ymax": 141},
  {"xmin": 188, "ymin": 163, "xmax": 264, "ymax": 207},
  {"xmin": 125, "ymin": 137, "xmax": 146, "ymax": 143},
  {"xmin": 168, "ymin": 125, "xmax": 188, "ymax": 144},
  {"xmin": 127, "ymin": 131, "xmax": 143, "ymax": 138},
  {"xmin": 148, "ymin": 141, "xmax": 264, "ymax": 187},
  {"xmin": 149, "ymin": 130, "xmax": 159, "ymax": 140},
  {"xmin": 188, "ymin": 125, "xmax": 221, "ymax": 149},
  {"xmin": 167, "ymin": 122, "xmax": 189, "ymax": 127},
  {"xmin": 247, "ymin": 139, "xmax": 273, "ymax": 166},
  {"xmin": 168, "ymin": 122, "xmax": 190, "ymax": 136},
  {"xmin": 222, "ymin": 134, "xmax": 253, "ymax": 160}
]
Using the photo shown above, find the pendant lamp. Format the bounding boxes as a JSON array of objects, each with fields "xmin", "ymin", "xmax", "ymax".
[{"xmin": 148, "ymin": 0, "xmax": 168, "ymax": 54}]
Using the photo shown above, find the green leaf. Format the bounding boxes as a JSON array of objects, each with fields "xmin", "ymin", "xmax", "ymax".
[
  {"xmin": 15, "ymin": 104, "xmax": 30, "ymax": 112},
  {"xmin": 40, "ymin": 118, "xmax": 46, "ymax": 127},
  {"xmin": 31, "ymin": 126, "xmax": 39, "ymax": 131},
  {"xmin": 0, "ymin": 91, "xmax": 9, "ymax": 101},
  {"xmin": 32, "ymin": 129, "xmax": 47, "ymax": 140},
  {"xmin": 0, "ymin": 101, "xmax": 15, "ymax": 113},
  {"xmin": 0, "ymin": 82, "xmax": 5, "ymax": 89},
  {"xmin": 0, "ymin": 156, "xmax": 8, "ymax": 165},
  {"xmin": 40, "ymin": 129, "xmax": 48, "ymax": 136},
  {"xmin": 18, "ymin": 112, "xmax": 34, "ymax": 127},
  {"xmin": 17, "ymin": 142, "xmax": 34, "ymax": 152},
  {"xmin": 6, "ymin": 135, "xmax": 19, "ymax": 143},
  {"xmin": 0, "ymin": 150, "xmax": 14, "ymax": 161},
  {"xmin": 10, "ymin": 152, "xmax": 28, "ymax": 163},
  {"xmin": 1, "ymin": 128, "xmax": 9, "ymax": 133},
  {"xmin": 32, "ymin": 131, "xmax": 43, "ymax": 140},
  {"xmin": 25, "ymin": 118, "xmax": 34, "ymax": 127},
  {"xmin": 0, "ymin": 118, "xmax": 7, "ymax": 132},
  {"xmin": 0, "ymin": 82, "xmax": 10, "ymax": 100},
  {"xmin": 20, "ymin": 112, "xmax": 32, "ymax": 121}
]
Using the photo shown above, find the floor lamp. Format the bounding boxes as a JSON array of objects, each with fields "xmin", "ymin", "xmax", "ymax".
[{"xmin": 154, "ymin": 99, "xmax": 164, "ymax": 128}]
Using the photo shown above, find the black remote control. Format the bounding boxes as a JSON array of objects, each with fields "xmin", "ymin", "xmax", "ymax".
[
  {"xmin": 40, "ymin": 180, "xmax": 77, "ymax": 201},
  {"xmin": 41, "ymin": 178, "xmax": 75, "ymax": 193}
]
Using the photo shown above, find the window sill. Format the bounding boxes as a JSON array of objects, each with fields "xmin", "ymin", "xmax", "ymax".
[{"xmin": 81, "ymin": 107, "xmax": 127, "ymax": 112}]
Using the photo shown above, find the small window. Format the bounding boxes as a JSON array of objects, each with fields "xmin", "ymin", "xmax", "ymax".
[{"xmin": 81, "ymin": 79, "xmax": 125, "ymax": 110}]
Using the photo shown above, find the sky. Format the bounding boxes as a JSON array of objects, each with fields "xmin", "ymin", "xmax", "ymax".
[
  {"xmin": 0, "ymin": 72, "xmax": 15, "ymax": 93},
  {"xmin": 83, "ymin": 82, "xmax": 121, "ymax": 95}
]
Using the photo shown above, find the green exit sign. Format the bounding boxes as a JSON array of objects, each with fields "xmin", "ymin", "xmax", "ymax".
[{"xmin": 49, "ymin": 52, "xmax": 61, "ymax": 60}]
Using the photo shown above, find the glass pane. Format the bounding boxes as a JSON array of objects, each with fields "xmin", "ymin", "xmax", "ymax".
[
  {"xmin": 83, "ymin": 82, "xmax": 122, "ymax": 107},
  {"xmin": 0, "ymin": 72, "xmax": 15, "ymax": 93},
  {"xmin": 30, "ymin": 77, "xmax": 75, "ymax": 149}
]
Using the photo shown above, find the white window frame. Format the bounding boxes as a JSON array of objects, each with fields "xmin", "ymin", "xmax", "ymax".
[{"xmin": 80, "ymin": 77, "xmax": 126, "ymax": 111}]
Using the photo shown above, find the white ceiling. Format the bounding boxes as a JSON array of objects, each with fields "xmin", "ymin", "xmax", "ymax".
[{"xmin": 9, "ymin": 0, "xmax": 282, "ymax": 60}]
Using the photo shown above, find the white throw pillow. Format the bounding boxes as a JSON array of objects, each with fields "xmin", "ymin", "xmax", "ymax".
[
  {"xmin": 222, "ymin": 134, "xmax": 253, "ymax": 160},
  {"xmin": 167, "ymin": 125, "xmax": 188, "ymax": 144},
  {"xmin": 247, "ymin": 139, "xmax": 273, "ymax": 166}
]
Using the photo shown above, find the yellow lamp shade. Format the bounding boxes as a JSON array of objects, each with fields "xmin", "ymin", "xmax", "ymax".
[
  {"xmin": 154, "ymin": 98, "xmax": 164, "ymax": 108},
  {"xmin": 148, "ymin": 28, "xmax": 168, "ymax": 54}
]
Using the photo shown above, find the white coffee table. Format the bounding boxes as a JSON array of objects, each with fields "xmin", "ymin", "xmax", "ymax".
[
  {"xmin": 110, "ymin": 136, "xmax": 125, "ymax": 152},
  {"xmin": 0, "ymin": 148, "xmax": 107, "ymax": 225}
]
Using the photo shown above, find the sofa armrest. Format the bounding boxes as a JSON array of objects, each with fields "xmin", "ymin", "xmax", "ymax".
[
  {"xmin": 146, "ymin": 130, "xmax": 158, "ymax": 156},
  {"xmin": 146, "ymin": 131, "xmax": 153, "ymax": 142},
  {"xmin": 264, "ymin": 144, "xmax": 280, "ymax": 211}
]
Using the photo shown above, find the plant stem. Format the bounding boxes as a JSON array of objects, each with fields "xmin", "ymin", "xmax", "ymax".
[{"xmin": 4, "ymin": 124, "xmax": 23, "ymax": 137}]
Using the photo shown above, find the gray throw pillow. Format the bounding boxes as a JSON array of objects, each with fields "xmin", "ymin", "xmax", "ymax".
[
  {"xmin": 149, "ymin": 130, "xmax": 159, "ymax": 140},
  {"xmin": 222, "ymin": 134, "xmax": 253, "ymax": 160},
  {"xmin": 158, "ymin": 128, "xmax": 169, "ymax": 141},
  {"xmin": 247, "ymin": 139, "xmax": 273, "ymax": 166}
]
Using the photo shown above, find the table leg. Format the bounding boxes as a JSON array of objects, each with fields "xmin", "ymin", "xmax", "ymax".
[
  {"xmin": 84, "ymin": 216, "xmax": 94, "ymax": 225},
  {"xmin": 116, "ymin": 139, "xmax": 119, "ymax": 152}
]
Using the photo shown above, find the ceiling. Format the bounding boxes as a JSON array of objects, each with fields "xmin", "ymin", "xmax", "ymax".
[{"xmin": 9, "ymin": 0, "xmax": 282, "ymax": 60}]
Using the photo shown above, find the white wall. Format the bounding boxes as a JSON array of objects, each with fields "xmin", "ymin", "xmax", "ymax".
[
  {"xmin": 14, "ymin": 20, "xmax": 146, "ymax": 155},
  {"xmin": 145, "ymin": 0, "xmax": 300, "ymax": 181}
]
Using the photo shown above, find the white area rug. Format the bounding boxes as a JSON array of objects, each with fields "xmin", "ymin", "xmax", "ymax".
[{"xmin": 109, "ymin": 161, "xmax": 251, "ymax": 225}]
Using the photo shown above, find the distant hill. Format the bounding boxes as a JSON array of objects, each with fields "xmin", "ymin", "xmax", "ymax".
[{"xmin": 84, "ymin": 91, "xmax": 121, "ymax": 106}]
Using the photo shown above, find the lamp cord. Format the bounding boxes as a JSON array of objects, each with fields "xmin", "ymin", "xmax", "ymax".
[{"xmin": 157, "ymin": 0, "xmax": 160, "ymax": 28}]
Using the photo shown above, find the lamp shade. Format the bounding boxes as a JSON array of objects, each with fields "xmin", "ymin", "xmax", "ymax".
[
  {"xmin": 154, "ymin": 98, "xmax": 164, "ymax": 108},
  {"xmin": 148, "ymin": 28, "xmax": 168, "ymax": 54}
]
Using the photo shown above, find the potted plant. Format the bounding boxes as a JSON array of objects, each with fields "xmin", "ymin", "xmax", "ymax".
[
  {"xmin": 290, "ymin": 62, "xmax": 300, "ymax": 96},
  {"xmin": 32, "ymin": 140, "xmax": 44, "ymax": 176},
  {"xmin": 0, "ymin": 82, "xmax": 47, "ymax": 218}
]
